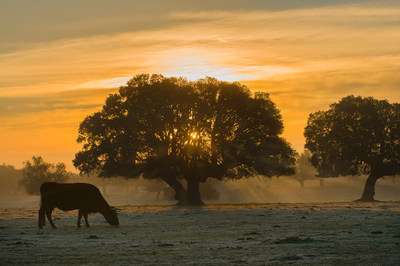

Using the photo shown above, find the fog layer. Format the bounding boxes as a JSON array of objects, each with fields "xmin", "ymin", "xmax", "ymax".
[{"xmin": 1, "ymin": 171, "xmax": 398, "ymax": 208}]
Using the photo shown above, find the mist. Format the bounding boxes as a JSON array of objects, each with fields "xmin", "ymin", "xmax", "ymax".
[{"xmin": 1, "ymin": 164, "xmax": 398, "ymax": 208}]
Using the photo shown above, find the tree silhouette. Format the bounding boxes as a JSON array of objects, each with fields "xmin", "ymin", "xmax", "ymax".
[
  {"xmin": 292, "ymin": 150, "xmax": 317, "ymax": 187},
  {"xmin": 74, "ymin": 74, "xmax": 296, "ymax": 205},
  {"xmin": 304, "ymin": 95, "xmax": 400, "ymax": 201},
  {"xmin": 20, "ymin": 156, "xmax": 70, "ymax": 195}
]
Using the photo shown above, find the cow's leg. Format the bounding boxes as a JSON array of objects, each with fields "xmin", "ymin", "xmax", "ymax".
[
  {"xmin": 38, "ymin": 207, "xmax": 45, "ymax": 229},
  {"xmin": 83, "ymin": 212, "xmax": 90, "ymax": 227},
  {"xmin": 77, "ymin": 210, "xmax": 82, "ymax": 228},
  {"xmin": 45, "ymin": 209, "xmax": 56, "ymax": 229}
]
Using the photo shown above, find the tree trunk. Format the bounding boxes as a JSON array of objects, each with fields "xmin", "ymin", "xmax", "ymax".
[
  {"xmin": 357, "ymin": 172, "xmax": 381, "ymax": 202},
  {"xmin": 186, "ymin": 178, "xmax": 204, "ymax": 206},
  {"xmin": 162, "ymin": 176, "xmax": 189, "ymax": 205}
]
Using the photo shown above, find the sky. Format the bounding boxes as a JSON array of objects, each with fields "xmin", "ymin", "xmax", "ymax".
[{"xmin": 0, "ymin": 0, "xmax": 399, "ymax": 171}]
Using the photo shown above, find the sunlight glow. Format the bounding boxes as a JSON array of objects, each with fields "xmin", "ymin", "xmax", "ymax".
[
  {"xmin": 76, "ymin": 76, "xmax": 131, "ymax": 89},
  {"xmin": 162, "ymin": 65, "xmax": 255, "ymax": 82},
  {"xmin": 158, "ymin": 47, "xmax": 297, "ymax": 82},
  {"xmin": 156, "ymin": 48, "xmax": 257, "ymax": 82},
  {"xmin": 190, "ymin": 132, "xmax": 198, "ymax": 139}
]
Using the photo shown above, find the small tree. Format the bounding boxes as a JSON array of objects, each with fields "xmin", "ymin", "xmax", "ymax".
[
  {"xmin": 292, "ymin": 150, "xmax": 317, "ymax": 187},
  {"xmin": 304, "ymin": 95, "xmax": 400, "ymax": 201},
  {"xmin": 19, "ymin": 156, "xmax": 70, "ymax": 195},
  {"xmin": 74, "ymin": 74, "xmax": 297, "ymax": 205}
]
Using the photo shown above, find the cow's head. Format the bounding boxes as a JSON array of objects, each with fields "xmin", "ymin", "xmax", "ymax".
[{"xmin": 104, "ymin": 207, "xmax": 119, "ymax": 226}]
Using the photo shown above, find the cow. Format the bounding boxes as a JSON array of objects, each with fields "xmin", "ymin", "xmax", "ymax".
[{"xmin": 38, "ymin": 182, "xmax": 119, "ymax": 229}]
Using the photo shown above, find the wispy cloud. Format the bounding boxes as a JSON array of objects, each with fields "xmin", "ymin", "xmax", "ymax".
[
  {"xmin": 0, "ymin": 88, "xmax": 117, "ymax": 168},
  {"xmin": 0, "ymin": 88, "xmax": 116, "ymax": 120}
]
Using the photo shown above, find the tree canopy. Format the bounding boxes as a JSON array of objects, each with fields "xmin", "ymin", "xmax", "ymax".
[
  {"xmin": 20, "ymin": 156, "xmax": 70, "ymax": 195},
  {"xmin": 304, "ymin": 95, "xmax": 400, "ymax": 201},
  {"xmin": 74, "ymin": 74, "xmax": 296, "ymax": 205}
]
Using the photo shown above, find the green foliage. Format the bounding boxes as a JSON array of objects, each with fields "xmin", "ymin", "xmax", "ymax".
[
  {"xmin": 19, "ymin": 156, "xmax": 70, "ymax": 195},
  {"xmin": 74, "ymin": 74, "xmax": 296, "ymax": 204},
  {"xmin": 305, "ymin": 95, "xmax": 400, "ymax": 178}
]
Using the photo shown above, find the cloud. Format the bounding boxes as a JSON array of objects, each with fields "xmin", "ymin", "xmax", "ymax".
[
  {"xmin": 0, "ymin": 87, "xmax": 117, "ymax": 169},
  {"xmin": 0, "ymin": 88, "xmax": 116, "ymax": 127},
  {"xmin": 2, "ymin": 3, "xmax": 399, "ymax": 96},
  {"xmin": 1, "ymin": 1, "xmax": 399, "ymax": 166}
]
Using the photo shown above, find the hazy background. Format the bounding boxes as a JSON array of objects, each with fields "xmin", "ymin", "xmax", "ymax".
[
  {"xmin": 1, "ymin": 0, "xmax": 400, "ymax": 171},
  {"xmin": 1, "ymin": 163, "xmax": 398, "ymax": 208}
]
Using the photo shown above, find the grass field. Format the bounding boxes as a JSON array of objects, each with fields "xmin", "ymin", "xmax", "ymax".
[{"xmin": 1, "ymin": 202, "xmax": 399, "ymax": 265}]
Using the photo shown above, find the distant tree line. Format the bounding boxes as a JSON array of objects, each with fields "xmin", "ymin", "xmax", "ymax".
[{"xmin": 0, "ymin": 164, "xmax": 22, "ymax": 195}]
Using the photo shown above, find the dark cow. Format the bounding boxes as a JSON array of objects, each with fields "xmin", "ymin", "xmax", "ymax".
[{"xmin": 38, "ymin": 182, "xmax": 119, "ymax": 229}]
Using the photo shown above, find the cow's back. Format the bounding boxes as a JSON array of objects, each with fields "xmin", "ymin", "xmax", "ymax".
[{"xmin": 40, "ymin": 182, "xmax": 106, "ymax": 212}]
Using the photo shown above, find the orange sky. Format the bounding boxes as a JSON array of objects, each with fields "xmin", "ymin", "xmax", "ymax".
[{"xmin": 1, "ymin": 0, "xmax": 399, "ymax": 171}]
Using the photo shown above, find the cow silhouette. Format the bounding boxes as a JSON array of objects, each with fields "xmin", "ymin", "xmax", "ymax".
[{"xmin": 38, "ymin": 182, "xmax": 119, "ymax": 228}]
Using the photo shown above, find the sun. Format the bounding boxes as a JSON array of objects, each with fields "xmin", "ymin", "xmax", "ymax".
[{"xmin": 190, "ymin": 132, "xmax": 198, "ymax": 139}]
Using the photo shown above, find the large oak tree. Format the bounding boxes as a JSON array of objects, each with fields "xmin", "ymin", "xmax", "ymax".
[
  {"xmin": 74, "ymin": 74, "xmax": 296, "ymax": 205},
  {"xmin": 304, "ymin": 95, "xmax": 400, "ymax": 201}
]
